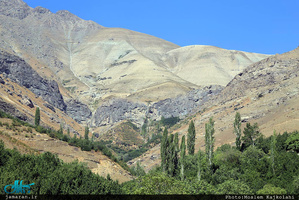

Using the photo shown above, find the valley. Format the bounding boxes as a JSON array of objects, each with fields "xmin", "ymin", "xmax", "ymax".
[{"xmin": 0, "ymin": 0, "xmax": 298, "ymax": 196}]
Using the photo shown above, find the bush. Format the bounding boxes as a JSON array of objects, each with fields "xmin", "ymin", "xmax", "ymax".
[
  {"xmin": 27, "ymin": 127, "xmax": 33, "ymax": 133},
  {"xmin": 257, "ymin": 184, "xmax": 287, "ymax": 195},
  {"xmin": 160, "ymin": 116, "xmax": 180, "ymax": 127}
]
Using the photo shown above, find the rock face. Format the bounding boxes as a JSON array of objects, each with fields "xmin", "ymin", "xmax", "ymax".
[
  {"xmin": 150, "ymin": 85, "xmax": 223, "ymax": 119},
  {"xmin": 92, "ymin": 85, "xmax": 223, "ymax": 127},
  {"xmin": 66, "ymin": 99, "xmax": 92, "ymax": 123},
  {"xmin": 214, "ymin": 47, "xmax": 299, "ymax": 104},
  {"xmin": 0, "ymin": 0, "xmax": 31, "ymax": 20},
  {"xmin": 92, "ymin": 99, "xmax": 147, "ymax": 127},
  {"xmin": 0, "ymin": 97, "xmax": 27, "ymax": 121},
  {"xmin": 19, "ymin": 95, "xmax": 34, "ymax": 108},
  {"xmin": 0, "ymin": 50, "xmax": 66, "ymax": 111}
]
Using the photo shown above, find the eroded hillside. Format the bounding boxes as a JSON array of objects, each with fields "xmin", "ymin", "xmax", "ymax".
[{"xmin": 129, "ymin": 47, "xmax": 299, "ymax": 172}]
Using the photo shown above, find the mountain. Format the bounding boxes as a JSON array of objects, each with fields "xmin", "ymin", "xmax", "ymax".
[
  {"xmin": 1, "ymin": 0, "xmax": 285, "ymax": 181},
  {"xmin": 0, "ymin": 0, "xmax": 269, "ymax": 106},
  {"xmin": 129, "ymin": 47, "xmax": 299, "ymax": 172},
  {"xmin": 164, "ymin": 45, "xmax": 269, "ymax": 86}
]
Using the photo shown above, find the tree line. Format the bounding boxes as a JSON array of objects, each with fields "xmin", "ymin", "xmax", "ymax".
[
  {"xmin": 1, "ymin": 108, "xmax": 298, "ymax": 194},
  {"xmin": 123, "ymin": 112, "xmax": 299, "ymax": 194}
]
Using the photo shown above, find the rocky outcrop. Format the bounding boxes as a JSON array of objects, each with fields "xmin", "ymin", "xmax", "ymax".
[
  {"xmin": 213, "ymin": 47, "xmax": 299, "ymax": 104},
  {"xmin": 0, "ymin": 0, "xmax": 31, "ymax": 20},
  {"xmin": 0, "ymin": 97, "xmax": 28, "ymax": 121},
  {"xmin": 150, "ymin": 85, "xmax": 223, "ymax": 119},
  {"xmin": 92, "ymin": 85, "xmax": 223, "ymax": 127},
  {"xmin": 66, "ymin": 99, "xmax": 92, "ymax": 123},
  {"xmin": 92, "ymin": 99, "xmax": 147, "ymax": 127},
  {"xmin": 0, "ymin": 50, "xmax": 67, "ymax": 111},
  {"xmin": 19, "ymin": 95, "xmax": 34, "ymax": 108}
]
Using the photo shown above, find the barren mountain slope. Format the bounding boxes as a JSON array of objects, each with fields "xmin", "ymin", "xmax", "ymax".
[
  {"xmin": 129, "ymin": 47, "xmax": 299, "ymax": 172},
  {"xmin": 164, "ymin": 45, "xmax": 270, "ymax": 86},
  {"xmin": 0, "ymin": 0, "xmax": 270, "ymax": 108}
]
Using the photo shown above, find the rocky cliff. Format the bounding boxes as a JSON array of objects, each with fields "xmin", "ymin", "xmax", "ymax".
[
  {"xmin": 65, "ymin": 99, "xmax": 92, "ymax": 123},
  {"xmin": 0, "ymin": 50, "xmax": 66, "ymax": 111},
  {"xmin": 92, "ymin": 85, "xmax": 223, "ymax": 127}
]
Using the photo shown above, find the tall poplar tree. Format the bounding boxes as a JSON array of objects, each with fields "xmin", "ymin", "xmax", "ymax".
[
  {"xmin": 187, "ymin": 120, "xmax": 196, "ymax": 155},
  {"xmin": 271, "ymin": 130, "xmax": 277, "ymax": 176},
  {"xmin": 84, "ymin": 126, "xmax": 89, "ymax": 140},
  {"xmin": 205, "ymin": 117, "xmax": 215, "ymax": 167},
  {"xmin": 174, "ymin": 132, "xmax": 179, "ymax": 152},
  {"xmin": 180, "ymin": 135, "xmax": 186, "ymax": 181},
  {"xmin": 167, "ymin": 134, "xmax": 178, "ymax": 177},
  {"xmin": 234, "ymin": 112, "xmax": 242, "ymax": 150},
  {"xmin": 161, "ymin": 128, "xmax": 169, "ymax": 172},
  {"xmin": 35, "ymin": 107, "xmax": 40, "ymax": 127},
  {"xmin": 242, "ymin": 122, "xmax": 261, "ymax": 148}
]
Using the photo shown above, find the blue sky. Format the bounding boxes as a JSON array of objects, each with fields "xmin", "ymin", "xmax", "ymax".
[{"xmin": 23, "ymin": 0, "xmax": 298, "ymax": 54}]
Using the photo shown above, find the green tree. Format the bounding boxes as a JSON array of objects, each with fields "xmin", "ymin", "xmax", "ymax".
[
  {"xmin": 160, "ymin": 128, "xmax": 169, "ymax": 172},
  {"xmin": 187, "ymin": 120, "xmax": 196, "ymax": 155},
  {"xmin": 270, "ymin": 130, "xmax": 277, "ymax": 175},
  {"xmin": 233, "ymin": 112, "xmax": 242, "ymax": 150},
  {"xmin": 136, "ymin": 161, "xmax": 146, "ymax": 176},
  {"xmin": 197, "ymin": 150, "xmax": 204, "ymax": 181},
  {"xmin": 205, "ymin": 117, "xmax": 215, "ymax": 167},
  {"xmin": 122, "ymin": 172, "xmax": 191, "ymax": 194},
  {"xmin": 216, "ymin": 180, "xmax": 253, "ymax": 194},
  {"xmin": 293, "ymin": 175, "xmax": 299, "ymax": 194},
  {"xmin": 174, "ymin": 132, "xmax": 179, "ymax": 152},
  {"xmin": 256, "ymin": 184, "xmax": 287, "ymax": 195},
  {"xmin": 59, "ymin": 123, "xmax": 63, "ymax": 134},
  {"xmin": 242, "ymin": 122, "xmax": 261, "ymax": 149},
  {"xmin": 67, "ymin": 127, "xmax": 70, "ymax": 136},
  {"xmin": 240, "ymin": 146, "xmax": 266, "ymax": 192},
  {"xmin": 35, "ymin": 107, "xmax": 40, "ymax": 127},
  {"xmin": 167, "ymin": 134, "xmax": 178, "ymax": 177},
  {"xmin": 84, "ymin": 126, "xmax": 89, "ymax": 140},
  {"xmin": 285, "ymin": 131, "xmax": 299, "ymax": 153},
  {"xmin": 180, "ymin": 135, "xmax": 186, "ymax": 181}
]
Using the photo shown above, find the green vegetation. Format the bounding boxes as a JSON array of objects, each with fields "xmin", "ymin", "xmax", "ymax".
[
  {"xmin": 105, "ymin": 120, "xmax": 162, "ymax": 162},
  {"xmin": 241, "ymin": 122, "xmax": 261, "ymax": 150},
  {"xmin": 205, "ymin": 117, "xmax": 215, "ymax": 168},
  {"xmin": 160, "ymin": 116, "xmax": 180, "ymax": 127},
  {"xmin": 180, "ymin": 135, "xmax": 186, "ymax": 181},
  {"xmin": 0, "ymin": 109, "xmax": 130, "ymax": 172},
  {"xmin": 0, "ymin": 141, "xmax": 121, "ymax": 194},
  {"xmin": 1, "ymin": 107, "xmax": 298, "ymax": 195},
  {"xmin": 233, "ymin": 112, "xmax": 242, "ymax": 150},
  {"xmin": 34, "ymin": 107, "xmax": 40, "ymax": 127},
  {"xmin": 125, "ymin": 113, "xmax": 299, "ymax": 194},
  {"xmin": 187, "ymin": 120, "xmax": 195, "ymax": 155}
]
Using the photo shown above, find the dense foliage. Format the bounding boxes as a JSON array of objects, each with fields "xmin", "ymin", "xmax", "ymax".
[
  {"xmin": 124, "ymin": 116, "xmax": 299, "ymax": 195},
  {"xmin": 1, "ymin": 108, "xmax": 298, "ymax": 195},
  {"xmin": 187, "ymin": 120, "xmax": 196, "ymax": 155},
  {"xmin": 0, "ymin": 141, "xmax": 121, "ymax": 195}
]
